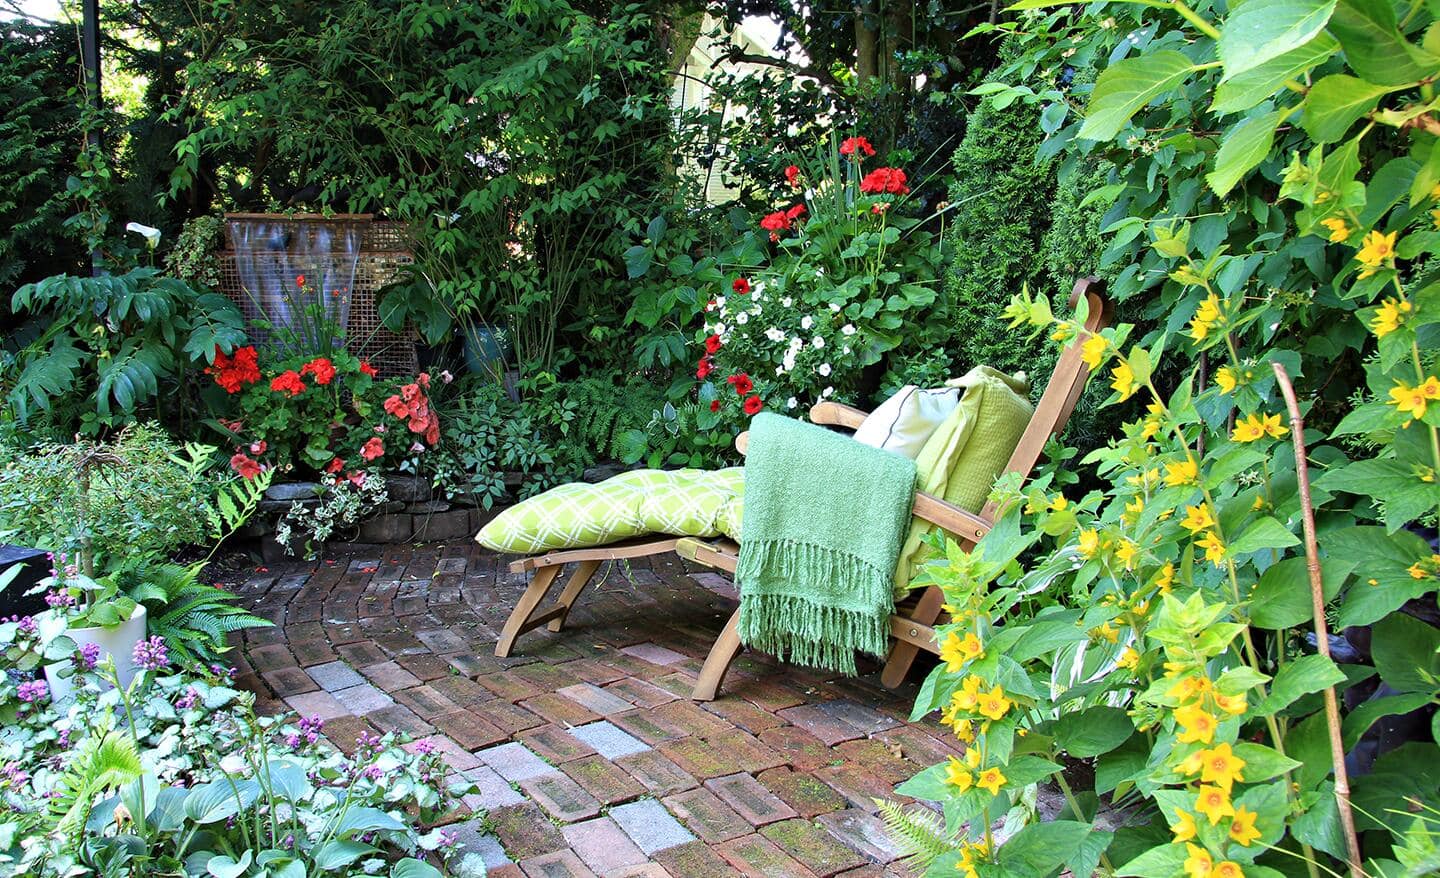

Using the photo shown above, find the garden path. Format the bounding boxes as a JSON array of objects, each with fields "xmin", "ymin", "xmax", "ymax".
[{"xmin": 228, "ymin": 540, "xmax": 955, "ymax": 877}]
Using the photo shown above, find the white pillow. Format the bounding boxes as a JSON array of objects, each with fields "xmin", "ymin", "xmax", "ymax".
[{"xmin": 852, "ymin": 385, "xmax": 961, "ymax": 459}]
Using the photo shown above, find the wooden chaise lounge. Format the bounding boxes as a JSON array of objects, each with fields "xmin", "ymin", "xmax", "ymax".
[{"xmin": 494, "ymin": 278, "xmax": 1113, "ymax": 701}]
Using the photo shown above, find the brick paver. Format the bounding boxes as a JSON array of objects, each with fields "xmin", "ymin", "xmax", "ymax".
[{"xmin": 230, "ymin": 541, "xmax": 947, "ymax": 875}]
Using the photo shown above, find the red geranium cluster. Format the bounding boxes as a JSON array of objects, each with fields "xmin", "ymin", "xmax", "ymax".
[
  {"xmin": 760, "ymin": 204, "xmax": 806, "ymax": 242},
  {"xmin": 383, "ymin": 373, "xmax": 441, "ymax": 445},
  {"xmin": 724, "ymin": 372, "xmax": 763, "ymax": 416},
  {"xmin": 860, "ymin": 167, "xmax": 909, "ymax": 195},
  {"xmin": 784, "ymin": 165, "xmax": 801, "ymax": 189},
  {"xmin": 229, "ymin": 452, "xmax": 263, "ymax": 480},
  {"xmin": 269, "ymin": 370, "xmax": 306, "ymax": 397},
  {"xmin": 300, "ymin": 356, "xmax": 336, "ymax": 385},
  {"xmin": 208, "ymin": 346, "xmax": 261, "ymax": 394},
  {"xmin": 839, "ymin": 136, "xmax": 876, "ymax": 158}
]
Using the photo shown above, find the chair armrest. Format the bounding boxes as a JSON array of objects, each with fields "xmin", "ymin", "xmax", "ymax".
[
  {"xmin": 809, "ymin": 402, "xmax": 869, "ymax": 430},
  {"xmin": 913, "ymin": 492, "xmax": 993, "ymax": 544}
]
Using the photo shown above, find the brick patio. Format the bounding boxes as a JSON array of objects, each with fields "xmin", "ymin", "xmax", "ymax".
[{"xmin": 229, "ymin": 540, "xmax": 959, "ymax": 877}]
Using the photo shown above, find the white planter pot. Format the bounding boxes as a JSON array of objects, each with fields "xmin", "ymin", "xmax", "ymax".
[{"xmin": 44, "ymin": 604, "xmax": 148, "ymax": 702}]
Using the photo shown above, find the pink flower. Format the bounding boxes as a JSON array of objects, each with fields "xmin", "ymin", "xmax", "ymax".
[
  {"xmin": 230, "ymin": 453, "xmax": 263, "ymax": 480},
  {"xmin": 249, "ymin": 440, "xmax": 267, "ymax": 455},
  {"xmin": 361, "ymin": 437, "xmax": 385, "ymax": 461}
]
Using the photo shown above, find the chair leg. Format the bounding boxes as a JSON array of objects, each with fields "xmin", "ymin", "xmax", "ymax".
[
  {"xmin": 692, "ymin": 610, "xmax": 743, "ymax": 702},
  {"xmin": 494, "ymin": 564, "xmax": 561, "ymax": 658},
  {"xmin": 879, "ymin": 585, "xmax": 945, "ymax": 688},
  {"xmin": 546, "ymin": 559, "xmax": 601, "ymax": 632}
]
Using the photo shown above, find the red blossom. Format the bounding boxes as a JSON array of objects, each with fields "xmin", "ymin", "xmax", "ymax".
[
  {"xmin": 359, "ymin": 361, "xmax": 379, "ymax": 378},
  {"xmin": 325, "ymin": 457, "xmax": 345, "ymax": 474},
  {"xmin": 732, "ymin": 278, "xmax": 751, "ymax": 295},
  {"xmin": 727, "ymin": 373, "xmax": 754, "ymax": 395},
  {"xmin": 300, "ymin": 357, "xmax": 337, "ymax": 385},
  {"xmin": 269, "ymin": 370, "xmax": 306, "ymax": 396},
  {"xmin": 743, "ymin": 396, "xmax": 763, "ymax": 416},
  {"xmin": 760, "ymin": 211, "xmax": 790, "ymax": 233},
  {"xmin": 710, "ymin": 400, "xmax": 722, "ymax": 412},
  {"xmin": 208, "ymin": 345, "xmax": 261, "ymax": 394},
  {"xmin": 839, "ymin": 136, "xmax": 876, "ymax": 158},
  {"xmin": 784, "ymin": 165, "xmax": 801, "ymax": 188},
  {"xmin": 859, "ymin": 167, "xmax": 909, "ymax": 195},
  {"xmin": 295, "ymin": 274, "xmax": 306, "ymax": 287},
  {"xmin": 705, "ymin": 334, "xmax": 724, "ymax": 354},
  {"xmin": 229, "ymin": 452, "xmax": 262, "ymax": 480},
  {"xmin": 346, "ymin": 471, "xmax": 367, "ymax": 487},
  {"xmin": 697, "ymin": 358, "xmax": 714, "ymax": 380},
  {"xmin": 785, "ymin": 204, "xmax": 806, "ymax": 221},
  {"xmin": 249, "ymin": 440, "xmax": 267, "ymax": 455},
  {"xmin": 361, "ymin": 437, "xmax": 385, "ymax": 461}
]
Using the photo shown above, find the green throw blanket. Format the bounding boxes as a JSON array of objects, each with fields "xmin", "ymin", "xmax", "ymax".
[{"xmin": 735, "ymin": 412, "xmax": 918, "ymax": 675}]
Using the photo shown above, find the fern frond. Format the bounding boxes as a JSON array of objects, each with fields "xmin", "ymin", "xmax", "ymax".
[
  {"xmin": 49, "ymin": 732, "xmax": 142, "ymax": 837},
  {"xmin": 876, "ymin": 799, "xmax": 958, "ymax": 871}
]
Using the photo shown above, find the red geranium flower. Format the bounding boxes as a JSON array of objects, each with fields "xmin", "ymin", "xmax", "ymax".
[
  {"xmin": 697, "ymin": 357, "xmax": 714, "ymax": 380},
  {"xmin": 732, "ymin": 278, "xmax": 751, "ymax": 295},
  {"xmin": 295, "ymin": 274, "xmax": 306, "ymax": 287},
  {"xmin": 346, "ymin": 471, "xmax": 367, "ymax": 487},
  {"xmin": 705, "ymin": 334, "xmax": 724, "ymax": 354},
  {"xmin": 249, "ymin": 440, "xmax": 267, "ymax": 455},
  {"xmin": 743, "ymin": 395, "xmax": 763, "ymax": 416},
  {"xmin": 208, "ymin": 345, "xmax": 261, "ymax": 394},
  {"xmin": 784, "ymin": 165, "xmax": 801, "ymax": 188},
  {"xmin": 710, "ymin": 400, "xmax": 722, "ymax": 412},
  {"xmin": 859, "ymin": 167, "xmax": 909, "ymax": 195},
  {"xmin": 785, "ymin": 204, "xmax": 806, "ymax": 221},
  {"xmin": 270, "ymin": 370, "xmax": 306, "ymax": 397},
  {"xmin": 728, "ymin": 373, "xmax": 754, "ymax": 395},
  {"xmin": 760, "ymin": 210, "xmax": 790, "ymax": 233},
  {"xmin": 840, "ymin": 136, "xmax": 876, "ymax": 158},
  {"xmin": 361, "ymin": 437, "xmax": 385, "ymax": 461},
  {"xmin": 325, "ymin": 457, "xmax": 346, "ymax": 474},
  {"xmin": 300, "ymin": 356, "xmax": 336, "ymax": 385},
  {"xmin": 359, "ymin": 361, "xmax": 379, "ymax": 377},
  {"xmin": 229, "ymin": 452, "xmax": 262, "ymax": 480}
]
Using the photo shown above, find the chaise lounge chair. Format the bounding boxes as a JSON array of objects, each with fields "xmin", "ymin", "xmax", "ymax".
[{"xmin": 491, "ymin": 278, "xmax": 1113, "ymax": 701}]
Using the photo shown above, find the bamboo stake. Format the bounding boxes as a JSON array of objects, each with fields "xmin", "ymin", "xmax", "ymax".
[{"xmin": 1272, "ymin": 362, "xmax": 1365, "ymax": 878}]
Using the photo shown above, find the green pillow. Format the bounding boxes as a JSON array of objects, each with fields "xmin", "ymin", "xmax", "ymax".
[
  {"xmin": 893, "ymin": 366, "xmax": 1034, "ymax": 589},
  {"xmin": 476, "ymin": 467, "xmax": 745, "ymax": 554}
]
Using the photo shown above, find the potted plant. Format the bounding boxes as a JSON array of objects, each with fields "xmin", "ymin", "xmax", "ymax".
[{"xmin": 35, "ymin": 564, "xmax": 148, "ymax": 700}]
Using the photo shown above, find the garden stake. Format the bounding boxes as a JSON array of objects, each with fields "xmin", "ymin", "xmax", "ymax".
[{"xmin": 1273, "ymin": 362, "xmax": 1365, "ymax": 878}]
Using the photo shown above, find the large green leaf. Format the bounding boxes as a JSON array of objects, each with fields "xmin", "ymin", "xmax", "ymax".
[
  {"xmin": 1212, "ymin": 35, "xmax": 1337, "ymax": 114},
  {"xmin": 1256, "ymin": 654, "xmax": 1347, "ymax": 714},
  {"xmin": 1327, "ymin": 0, "xmax": 1440, "ymax": 85},
  {"xmin": 1218, "ymin": 0, "xmax": 1337, "ymax": 81},
  {"xmin": 1052, "ymin": 706, "xmax": 1135, "ymax": 757},
  {"xmin": 1372, "ymin": 612, "xmax": 1440, "ymax": 693},
  {"xmin": 1248, "ymin": 554, "xmax": 1351, "ymax": 629},
  {"xmin": 1228, "ymin": 516, "xmax": 1301, "ymax": 554},
  {"xmin": 1318, "ymin": 457, "xmax": 1440, "ymax": 532},
  {"xmin": 998, "ymin": 821, "xmax": 1093, "ymax": 874},
  {"xmin": 1078, "ymin": 51, "xmax": 1196, "ymax": 142},
  {"xmin": 1303, "ymin": 75, "xmax": 1393, "ymax": 142},
  {"xmin": 1207, "ymin": 106, "xmax": 1290, "ymax": 195}
]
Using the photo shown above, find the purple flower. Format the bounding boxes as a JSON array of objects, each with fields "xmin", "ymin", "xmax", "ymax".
[
  {"xmin": 285, "ymin": 733, "xmax": 303, "ymax": 751},
  {"xmin": 176, "ymin": 687, "xmax": 199, "ymax": 710},
  {"xmin": 364, "ymin": 765, "xmax": 383, "ymax": 780},
  {"xmin": 132, "ymin": 635, "xmax": 169, "ymax": 671},
  {"xmin": 413, "ymin": 739, "xmax": 436, "ymax": 755},
  {"xmin": 76, "ymin": 642, "xmax": 102, "ymax": 670},
  {"xmin": 438, "ymin": 829, "xmax": 458, "ymax": 848},
  {"xmin": 17, "ymin": 616, "xmax": 36, "ymax": 635},
  {"xmin": 1, "ymin": 762, "xmax": 30, "ymax": 787},
  {"xmin": 356, "ymin": 731, "xmax": 381, "ymax": 753},
  {"xmin": 16, "ymin": 680, "xmax": 48, "ymax": 703},
  {"xmin": 44, "ymin": 591, "xmax": 75, "ymax": 609},
  {"xmin": 57, "ymin": 729, "xmax": 70, "ymax": 749}
]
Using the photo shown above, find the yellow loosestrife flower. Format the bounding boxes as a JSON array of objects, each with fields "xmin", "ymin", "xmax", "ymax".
[
  {"xmin": 1198, "ymin": 742, "xmax": 1246, "ymax": 791},
  {"xmin": 1231, "ymin": 413, "xmax": 1287, "ymax": 442},
  {"xmin": 940, "ymin": 631, "xmax": 984, "ymax": 672},
  {"xmin": 943, "ymin": 755, "xmax": 974, "ymax": 792},
  {"xmin": 976, "ymin": 767, "xmax": 1007, "ymax": 795},
  {"xmin": 1164, "ymin": 457, "xmax": 1199, "ymax": 487},
  {"xmin": 1388, "ymin": 377, "xmax": 1440, "ymax": 420},
  {"xmin": 1196, "ymin": 531, "xmax": 1227, "ymax": 566},
  {"xmin": 1172, "ymin": 809, "xmax": 1198, "ymax": 843},
  {"xmin": 1081, "ymin": 334, "xmax": 1108, "ymax": 370},
  {"xmin": 1215, "ymin": 366, "xmax": 1237, "ymax": 394},
  {"xmin": 1180, "ymin": 504, "xmax": 1215, "ymax": 533},
  {"xmin": 1183, "ymin": 843, "xmax": 1214, "ymax": 878},
  {"xmin": 1195, "ymin": 784, "xmax": 1236, "ymax": 825},
  {"xmin": 1370, "ymin": 297, "xmax": 1412, "ymax": 338},
  {"xmin": 1229, "ymin": 806, "xmax": 1262, "ymax": 847},
  {"xmin": 1111, "ymin": 361, "xmax": 1139, "ymax": 400},
  {"xmin": 1154, "ymin": 562, "xmax": 1176, "ymax": 592},
  {"xmin": 978, "ymin": 686, "xmax": 1012, "ymax": 721},
  {"xmin": 1115, "ymin": 539, "xmax": 1139, "ymax": 569},
  {"xmin": 1077, "ymin": 529, "xmax": 1101, "ymax": 559},
  {"xmin": 1117, "ymin": 646, "xmax": 1140, "ymax": 670},
  {"xmin": 1189, "ymin": 293, "xmax": 1224, "ymax": 341},
  {"xmin": 1213, "ymin": 862, "xmax": 1245, "ymax": 878},
  {"xmin": 1175, "ymin": 703, "xmax": 1219, "ymax": 745},
  {"xmin": 1355, "ymin": 229, "xmax": 1397, "ymax": 278},
  {"xmin": 1320, "ymin": 216, "xmax": 1350, "ymax": 242}
]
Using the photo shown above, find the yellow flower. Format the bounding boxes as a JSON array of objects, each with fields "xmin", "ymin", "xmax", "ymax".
[
  {"xmin": 1320, "ymin": 216, "xmax": 1350, "ymax": 242},
  {"xmin": 1117, "ymin": 646, "xmax": 1140, "ymax": 671},
  {"xmin": 1181, "ymin": 504, "xmax": 1215, "ymax": 533},
  {"xmin": 1198, "ymin": 742, "xmax": 1246, "ymax": 791},
  {"xmin": 1154, "ymin": 562, "xmax": 1175, "ymax": 593},
  {"xmin": 1370, "ymin": 296, "xmax": 1412, "ymax": 338},
  {"xmin": 1189, "ymin": 294, "xmax": 1224, "ymax": 341},
  {"xmin": 1196, "ymin": 531, "xmax": 1227, "ymax": 566},
  {"xmin": 1184, "ymin": 843, "xmax": 1214, "ymax": 878},
  {"xmin": 978, "ymin": 686, "xmax": 1013, "ymax": 721},
  {"xmin": 1356, "ymin": 229, "xmax": 1397, "ymax": 278},
  {"xmin": 1213, "ymin": 692, "xmax": 1248, "ymax": 716},
  {"xmin": 1123, "ymin": 496, "xmax": 1145, "ymax": 525},
  {"xmin": 1164, "ymin": 457, "xmax": 1199, "ymax": 487},
  {"xmin": 940, "ymin": 631, "xmax": 985, "ymax": 671},
  {"xmin": 1195, "ymin": 784, "xmax": 1235, "ymax": 825},
  {"xmin": 1231, "ymin": 412, "xmax": 1288, "ymax": 443},
  {"xmin": 1111, "ymin": 361, "xmax": 1139, "ymax": 400},
  {"xmin": 1178, "ymin": 749, "xmax": 1205, "ymax": 777},
  {"xmin": 1251, "ymin": 494, "xmax": 1267, "ymax": 511},
  {"xmin": 952, "ymin": 675, "xmax": 985, "ymax": 711},
  {"xmin": 1077, "ymin": 529, "xmax": 1101, "ymax": 559},
  {"xmin": 1081, "ymin": 334, "xmax": 1108, "ymax": 370},
  {"xmin": 1172, "ymin": 808, "xmax": 1198, "ymax": 843},
  {"xmin": 1213, "ymin": 862, "xmax": 1245, "ymax": 878},
  {"xmin": 1115, "ymin": 539, "xmax": 1139, "ymax": 569},
  {"xmin": 1261, "ymin": 413, "xmax": 1289, "ymax": 438},
  {"xmin": 1229, "ymin": 806, "xmax": 1262, "ymax": 847},
  {"xmin": 943, "ymin": 755, "xmax": 974, "ymax": 792},
  {"xmin": 1167, "ymin": 674, "xmax": 1213, "ymax": 703},
  {"xmin": 1094, "ymin": 621, "xmax": 1120, "ymax": 644},
  {"xmin": 976, "ymin": 767, "xmax": 1007, "ymax": 795},
  {"xmin": 1215, "ymin": 366, "xmax": 1238, "ymax": 394},
  {"xmin": 1388, "ymin": 380, "xmax": 1434, "ymax": 421},
  {"xmin": 1175, "ymin": 703, "xmax": 1219, "ymax": 745}
]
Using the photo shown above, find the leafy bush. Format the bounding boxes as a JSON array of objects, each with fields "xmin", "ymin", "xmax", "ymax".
[
  {"xmin": 891, "ymin": 0, "xmax": 1440, "ymax": 875},
  {"xmin": 0, "ymin": 621, "xmax": 470, "ymax": 877},
  {"xmin": 5, "ymin": 269, "xmax": 246, "ymax": 433}
]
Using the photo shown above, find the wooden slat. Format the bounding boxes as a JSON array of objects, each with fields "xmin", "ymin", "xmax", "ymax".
[{"xmin": 509, "ymin": 537, "xmax": 681, "ymax": 573}]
